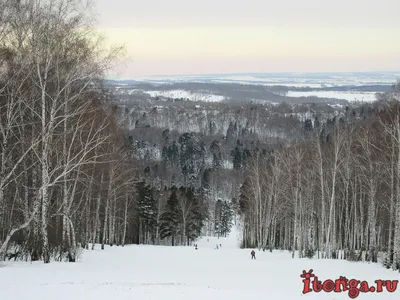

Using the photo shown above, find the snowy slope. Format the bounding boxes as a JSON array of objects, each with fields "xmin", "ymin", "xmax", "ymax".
[
  {"xmin": 196, "ymin": 223, "xmax": 241, "ymax": 250},
  {"xmin": 1, "ymin": 229, "xmax": 400, "ymax": 299}
]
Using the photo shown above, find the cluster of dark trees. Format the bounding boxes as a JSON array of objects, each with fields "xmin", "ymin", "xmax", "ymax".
[
  {"xmin": 214, "ymin": 199, "xmax": 234, "ymax": 238},
  {"xmin": 134, "ymin": 181, "xmax": 207, "ymax": 246},
  {"xmin": 122, "ymin": 111, "xmax": 300, "ymax": 240},
  {"xmin": 114, "ymin": 90, "xmax": 369, "ymax": 245},
  {"xmin": 108, "ymin": 56, "xmax": 390, "ymax": 253},
  {"xmin": 238, "ymin": 84, "xmax": 400, "ymax": 270}
]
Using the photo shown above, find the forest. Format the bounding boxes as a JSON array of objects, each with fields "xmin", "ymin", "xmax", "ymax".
[
  {"xmin": 110, "ymin": 81, "xmax": 400, "ymax": 272},
  {"xmin": 2, "ymin": 0, "xmax": 400, "ymax": 273},
  {"xmin": 0, "ymin": 0, "xmax": 136, "ymax": 263}
]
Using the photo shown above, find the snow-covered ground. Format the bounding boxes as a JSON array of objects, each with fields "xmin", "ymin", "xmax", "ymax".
[
  {"xmin": 286, "ymin": 91, "xmax": 380, "ymax": 102},
  {"xmin": 145, "ymin": 90, "xmax": 226, "ymax": 102},
  {"xmin": 1, "ymin": 227, "xmax": 400, "ymax": 299}
]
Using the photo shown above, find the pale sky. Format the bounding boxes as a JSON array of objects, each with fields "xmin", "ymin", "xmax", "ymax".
[{"xmin": 93, "ymin": 0, "xmax": 400, "ymax": 78}]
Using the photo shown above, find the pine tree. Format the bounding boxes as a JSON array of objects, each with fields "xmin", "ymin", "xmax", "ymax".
[
  {"xmin": 159, "ymin": 187, "xmax": 181, "ymax": 246},
  {"xmin": 231, "ymin": 147, "xmax": 242, "ymax": 170},
  {"xmin": 241, "ymin": 120, "xmax": 250, "ymax": 136},
  {"xmin": 167, "ymin": 141, "xmax": 180, "ymax": 166},
  {"xmin": 304, "ymin": 119, "xmax": 313, "ymax": 132},
  {"xmin": 239, "ymin": 178, "xmax": 252, "ymax": 214},
  {"xmin": 209, "ymin": 121, "xmax": 217, "ymax": 135},
  {"xmin": 162, "ymin": 129, "xmax": 170, "ymax": 141},
  {"xmin": 219, "ymin": 201, "xmax": 234, "ymax": 237},
  {"xmin": 161, "ymin": 145, "xmax": 169, "ymax": 164},
  {"xmin": 226, "ymin": 121, "xmax": 235, "ymax": 140},
  {"xmin": 210, "ymin": 140, "xmax": 222, "ymax": 169},
  {"xmin": 214, "ymin": 200, "xmax": 222, "ymax": 237},
  {"xmin": 242, "ymin": 148, "xmax": 252, "ymax": 167},
  {"xmin": 183, "ymin": 188, "xmax": 206, "ymax": 243},
  {"xmin": 314, "ymin": 116, "xmax": 321, "ymax": 129},
  {"xmin": 136, "ymin": 181, "xmax": 158, "ymax": 244},
  {"xmin": 178, "ymin": 133, "xmax": 205, "ymax": 183}
]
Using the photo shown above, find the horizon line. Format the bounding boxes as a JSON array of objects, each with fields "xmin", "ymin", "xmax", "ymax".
[{"xmin": 106, "ymin": 70, "xmax": 400, "ymax": 81}]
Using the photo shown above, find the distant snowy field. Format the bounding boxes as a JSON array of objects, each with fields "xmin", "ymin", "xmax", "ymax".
[
  {"xmin": 130, "ymin": 72, "xmax": 399, "ymax": 88},
  {"xmin": 142, "ymin": 88, "xmax": 380, "ymax": 103},
  {"xmin": 145, "ymin": 90, "xmax": 226, "ymax": 102},
  {"xmin": 115, "ymin": 72, "xmax": 399, "ymax": 103},
  {"xmin": 286, "ymin": 91, "xmax": 380, "ymax": 102},
  {"xmin": 2, "ymin": 227, "xmax": 400, "ymax": 299}
]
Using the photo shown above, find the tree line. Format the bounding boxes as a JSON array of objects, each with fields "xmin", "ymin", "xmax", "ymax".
[
  {"xmin": 0, "ymin": 0, "xmax": 139, "ymax": 263},
  {"xmin": 238, "ymin": 85, "xmax": 400, "ymax": 271},
  {"xmin": 0, "ymin": 0, "xmax": 236, "ymax": 263}
]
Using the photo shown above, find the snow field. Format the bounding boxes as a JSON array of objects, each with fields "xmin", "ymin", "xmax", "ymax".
[
  {"xmin": 286, "ymin": 91, "xmax": 380, "ymax": 102},
  {"xmin": 145, "ymin": 90, "xmax": 226, "ymax": 102},
  {"xmin": 1, "ymin": 227, "xmax": 400, "ymax": 300}
]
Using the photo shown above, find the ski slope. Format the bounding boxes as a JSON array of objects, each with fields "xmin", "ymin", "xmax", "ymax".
[
  {"xmin": 1, "ymin": 227, "xmax": 400, "ymax": 299},
  {"xmin": 196, "ymin": 222, "xmax": 242, "ymax": 250}
]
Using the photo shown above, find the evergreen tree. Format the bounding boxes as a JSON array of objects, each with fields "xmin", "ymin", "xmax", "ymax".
[
  {"xmin": 210, "ymin": 140, "xmax": 222, "ymax": 168},
  {"xmin": 314, "ymin": 116, "xmax": 321, "ymax": 129},
  {"xmin": 304, "ymin": 119, "xmax": 313, "ymax": 132},
  {"xmin": 233, "ymin": 121, "xmax": 238, "ymax": 136},
  {"xmin": 231, "ymin": 196, "xmax": 239, "ymax": 215},
  {"xmin": 209, "ymin": 120, "xmax": 217, "ymax": 135},
  {"xmin": 242, "ymin": 148, "xmax": 252, "ymax": 167},
  {"xmin": 136, "ymin": 181, "xmax": 158, "ymax": 244},
  {"xmin": 226, "ymin": 121, "xmax": 235, "ymax": 140},
  {"xmin": 169, "ymin": 141, "xmax": 180, "ymax": 165},
  {"xmin": 162, "ymin": 129, "xmax": 170, "ymax": 141},
  {"xmin": 219, "ymin": 201, "xmax": 234, "ymax": 237},
  {"xmin": 241, "ymin": 120, "xmax": 250, "ymax": 136},
  {"xmin": 178, "ymin": 133, "xmax": 205, "ymax": 183},
  {"xmin": 231, "ymin": 146, "xmax": 242, "ymax": 170},
  {"xmin": 128, "ymin": 135, "xmax": 134, "ymax": 146},
  {"xmin": 214, "ymin": 200, "xmax": 222, "ymax": 236},
  {"xmin": 182, "ymin": 187, "xmax": 206, "ymax": 243},
  {"xmin": 159, "ymin": 187, "xmax": 181, "ymax": 246},
  {"xmin": 238, "ymin": 178, "xmax": 252, "ymax": 214},
  {"xmin": 201, "ymin": 168, "xmax": 213, "ymax": 191},
  {"xmin": 161, "ymin": 145, "xmax": 169, "ymax": 164}
]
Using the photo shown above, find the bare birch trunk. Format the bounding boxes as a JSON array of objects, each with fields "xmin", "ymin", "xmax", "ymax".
[
  {"xmin": 392, "ymin": 115, "xmax": 400, "ymax": 269},
  {"xmin": 122, "ymin": 192, "xmax": 129, "ymax": 247},
  {"xmin": 102, "ymin": 168, "xmax": 113, "ymax": 250}
]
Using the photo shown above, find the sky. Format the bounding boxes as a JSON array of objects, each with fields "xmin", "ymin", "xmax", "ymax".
[{"xmin": 93, "ymin": 0, "xmax": 400, "ymax": 78}]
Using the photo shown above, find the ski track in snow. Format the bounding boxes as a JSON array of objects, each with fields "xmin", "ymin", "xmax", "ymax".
[{"xmin": 1, "ymin": 226, "xmax": 400, "ymax": 299}]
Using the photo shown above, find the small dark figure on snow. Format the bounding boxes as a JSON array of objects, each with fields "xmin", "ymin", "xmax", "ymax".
[
  {"xmin": 251, "ymin": 250, "xmax": 256, "ymax": 259},
  {"xmin": 195, "ymin": 244, "xmax": 198, "ymax": 250}
]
